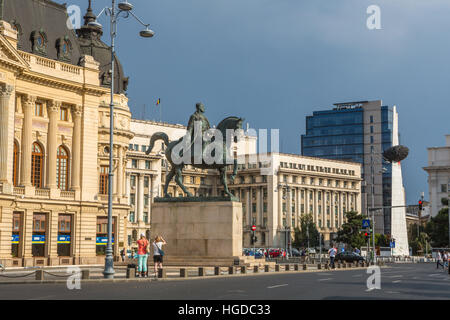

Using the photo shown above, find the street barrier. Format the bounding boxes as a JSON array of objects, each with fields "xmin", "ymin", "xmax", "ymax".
[
  {"xmin": 228, "ymin": 267, "xmax": 234, "ymax": 275},
  {"xmin": 180, "ymin": 268, "xmax": 188, "ymax": 278},
  {"xmin": 317, "ymin": 263, "xmax": 322, "ymax": 270},
  {"xmin": 285, "ymin": 264, "xmax": 290, "ymax": 271},
  {"xmin": 198, "ymin": 267, "xmax": 205, "ymax": 277},
  {"xmin": 240, "ymin": 266, "xmax": 246, "ymax": 274},
  {"xmin": 158, "ymin": 268, "xmax": 166, "ymax": 278},
  {"xmin": 214, "ymin": 266, "xmax": 220, "ymax": 275},
  {"xmin": 35, "ymin": 270, "xmax": 44, "ymax": 281},
  {"xmin": 253, "ymin": 266, "xmax": 259, "ymax": 273},
  {"xmin": 275, "ymin": 265, "xmax": 280, "ymax": 272},
  {"xmin": 294, "ymin": 264, "xmax": 299, "ymax": 271},
  {"xmin": 82, "ymin": 269, "xmax": 90, "ymax": 280},
  {"xmin": 264, "ymin": 265, "xmax": 270, "ymax": 272},
  {"xmin": 303, "ymin": 264, "xmax": 307, "ymax": 270}
]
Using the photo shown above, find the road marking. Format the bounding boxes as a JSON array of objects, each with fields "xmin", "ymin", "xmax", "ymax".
[
  {"xmin": 392, "ymin": 280, "xmax": 402, "ymax": 283},
  {"xmin": 317, "ymin": 278, "xmax": 332, "ymax": 281},
  {"xmin": 388, "ymin": 275, "xmax": 403, "ymax": 278},
  {"xmin": 387, "ymin": 291, "xmax": 400, "ymax": 294},
  {"xmin": 267, "ymin": 284, "xmax": 288, "ymax": 289},
  {"xmin": 317, "ymin": 273, "xmax": 332, "ymax": 276},
  {"xmin": 365, "ymin": 288, "xmax": 378, "ymax": 292},
  {"xmin": 352, "ymin": 274, "xmax": 363, "ymax": 277},
  {"xmin": 428, "ymin": 274, "xmax": 442, "ymax": 277}
]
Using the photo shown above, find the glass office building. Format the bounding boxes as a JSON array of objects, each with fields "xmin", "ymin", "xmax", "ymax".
[{"xmin": 301, "ymin": 101, "xmax": 398, "ymax": 234}]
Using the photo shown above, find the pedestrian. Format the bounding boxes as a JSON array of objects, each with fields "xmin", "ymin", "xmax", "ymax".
[
  {"xmin": 436, "ymin": 250, "xmax": 443, "ymax": 269},
  {"xmin": 136, "ymin": 234, "xmax": 149, "ymax": 277},
  {"xmin": 120, "ymin": 248, "xmax": 126, "ymax": 262},
  {"xmin": 153, "ymin": 235, "xmax": 167, "ymax": 277},
  {"xmin": 443, "ymin": 251, "xmax": 449, "ymax": 271},
  {"xmin": 328, "ymin": 245, "xmax": 337, "ymax": 269}
]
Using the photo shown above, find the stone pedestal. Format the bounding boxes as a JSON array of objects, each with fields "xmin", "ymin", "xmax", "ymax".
[{"xmin": 151, "ymin": 200, "xmax": 243, "ymax": 260}]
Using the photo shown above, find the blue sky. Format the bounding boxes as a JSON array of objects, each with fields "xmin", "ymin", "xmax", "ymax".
[{"xmin": 63, "ymin": 0, "xmax": 450, "ymax": 204}]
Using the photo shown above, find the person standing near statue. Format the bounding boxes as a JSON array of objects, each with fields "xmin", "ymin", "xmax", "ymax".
[{"xmin": 136, "ymin": 234, "xmax": 149, "ymax": 277}]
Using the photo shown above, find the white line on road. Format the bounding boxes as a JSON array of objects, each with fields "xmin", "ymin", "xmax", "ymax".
[
  {"xmin": 267, "ymin": 284, "xmax": 288, "ymax": 289},
  {"xmin": 317, "ymin": 278, "xmax": 332, "ymax": 281},
  {"xmin": 388, "ymin": 275, "xmax": 403, "ymax": 278},
  {"xmin": 392, "ymin": 280, "xmax": 402, "ymax": 283}
]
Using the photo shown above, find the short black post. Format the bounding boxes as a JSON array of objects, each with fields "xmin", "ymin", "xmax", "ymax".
[
  {"xmin": 35, "ymin": 270, "xmax": 44, "ymax": 281},
  {"xmin": 317, "ymin": 263, "xmax": 322, "ymax": 270},
  {"xmin": 81, "ymin": 269, "xmax": 90, "ymax": 280},
  {"xmin": 294, "ymin": 264, "xmax": 299, "ymax": 271},
  {"xmin": 228, "ymin": 266, "xmax": 234, "ymax": 275},
  {"xmin": 214, "ymin": 266, "xmax": 220, "ymax": 276},
  {"xmin": 264, "ymin": 265, "xmax": 269, "ymax": 272},
  {"xmin": 240, "ymin": 266, "xmax": 246, "ymax": 274},
  {"xmin": 253, "ymin": 266, "xmax": 259, "ymax": 273},
  {"xmin": 126, "ymin": 266, "xmax": 135, "ymax": 278},
  {"xmin": 275, "ymin": 265, "xmax": 280, "ymax": 272},
  {"xmin": 285, "ymin": 264, "xmax": 290, "ymax": 271},
  {"xmin": 180, "ymin": 268, "xmax": 188, "ymax": 278},
  {"xmin": 198, "ymin": 267, "xmax": 205, "ymax": 277},
  {"xmin": 302, "ymin": 264, "xmax": 307, "ymax": 270},
  {"xmin": 158, "ymin": 268, "xmax": 166, "ymax": 278}
]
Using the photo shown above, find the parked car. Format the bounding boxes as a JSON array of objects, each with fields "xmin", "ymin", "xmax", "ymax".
[
  {"xmin": 268, "ymin": 248, "xmax": 281, "ymax": 258},
  {"xmin": 291, "ymin": 248, "xmax": 302, "ymax": 257},
  {"xmin": 335, "ymin": 251, "xmax": 365, "ymax": 262}
]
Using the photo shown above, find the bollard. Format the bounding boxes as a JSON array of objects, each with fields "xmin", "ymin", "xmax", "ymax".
[
  {"xmin": 214, "ymin": 266, "xmax": 220, "ymax": 276},
  {"xmin": 325, "ymin": 263, "xmax": 329, "ymax": 270},
  {"xmin": 285, "ymin": 264, "xmax": 290, "ymax": 271},
  {"xmin": 198, "ymin": 267, "xmax": 205, "ymax": 277},
  {"xmin": 317, "ymin": 263, "xmax": 322, "ymax": 270},
  {"xmin": 264, "ymin": 265, "xmax": 269, "ymax": 272},
  {"xmin": 35, "ymin": 270, "xmax": 44, "ymax": 281},
  {"xmin": 303, "ymin": 264, "xmax": 307, "ymax": 270},
  {"xmin": 337, "ymin": 263, "xmax": 341, "ymax": 269},
  {"xmin": 81, "ymin": 269, "xmax": 90, "ymax": 280},
  {"xmin": 126, "ymin": 266, "xmax": 136, "ymax": 279},
  {"xmin": 253, "ymin": 266, "xmax": 259, "ymax": 273},
  {"xmin": 275, "ymin": 265, "xmax": 280, "ymax": 272},
  {"xmin": 294, "ymin": 264, "xmax": 299, "ymax": 271},
  {"xmin": 342, "ymin": 262, "xmax": 346, "ymax": 269},
  {"xmin": 228, "ymin": 266, "xmax": 234, "ymax": 275},
  {"xmin": 158, "ymin": 268, "xmax": 166, "ymax": 278},
  {"xmin": 347, "ymin": 263, "xmax": 352, "ymax": 268},
  {"xmin": 240, "ymin": 266, "xmax": 246, "ymax": 274},
  {"xmin": 180, "ymin": 268, "xmax": 188, "ymax": 278}
]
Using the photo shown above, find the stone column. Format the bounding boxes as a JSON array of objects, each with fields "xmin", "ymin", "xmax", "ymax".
[
  {"xmin": 256, "ymin": 187, "xmax": 261, "ymax": 227},
  {"xmin": 247, "ymin": 187, "xmax": 252, "ymax": 225},
  {"xmin": 331, "ymin": 192, "xmax": 336, "ymax": 230},
  {"xmin": 287, "ymin": 187, "xmax": 292, "ymax": 228},
  {"xmin": 277, "ymin": 182, "xmax": 283, "ymax": 228},
  {"xmin": 0, "ymin": 85, "xmax": 13, "ymax": 184},
  {"xmin": 117, "ymin": 146, "xmax": 123, "ymax": 199},
  {"xmin": 313, "ymin": 189, "xmax": 318, "ymax": 224},
  {"xmin": 20, "ymin": 95, "xmax": 35, "ymax": 187},
  {"xmin": 137, "ymin": 173, "xmax": 144, "ymax": 223},
  {"xmin": 46, "ymin": 101, "xmax": 60, "ymax": 189},
  {"xmin": 71, "ymin": 105, "xmax": 82, "ymax": 191},
  {"xmin": 338, "ymin": 192, "xmax": 343, "ymax": 226}
]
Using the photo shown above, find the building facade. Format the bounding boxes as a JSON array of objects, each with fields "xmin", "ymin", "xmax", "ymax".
[
  {"xmin": 423, "ymin": 135, "xmax": 450, "ymax": 218},
  {"xmin": 302, "ymin": 101, "xmax": 402, "ymax": 234},
  {"xmin": 219, "ymin": 153, "xmax": 362, "ymax": 248},
  {"xmin": 0, "ymin": 0, "xmax": 134, "ymax": 267}
]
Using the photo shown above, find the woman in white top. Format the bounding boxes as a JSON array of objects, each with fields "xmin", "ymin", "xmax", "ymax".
[{"xmin": 153, "ymin": 235, "xmax": 167, "ymax": 276}]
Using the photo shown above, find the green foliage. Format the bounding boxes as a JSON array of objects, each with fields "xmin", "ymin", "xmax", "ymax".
[
  {"xmin": 441, "ymin": 198, "xmax": 449, "ymax": 206},
  {"xmin": 335, "ymin": 211, "xmax": 366, "ymax": 249},
  {"xmin": 425, "ymin": 207, "xmax": 449, "ymax": 247},
  {"xmin": 375, "ymin": 233, "xmax": 389, "ymax": 247},
  {"xmin": 293, "ymin": 214, "xmax": 320, "ymax": 248},
  {"xmin": 410, "ymin": 232, "xmax": 430, "ymax": 255}
]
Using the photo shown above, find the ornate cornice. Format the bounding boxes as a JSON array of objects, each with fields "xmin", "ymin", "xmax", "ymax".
[
  {"xmin": 0, "ymin": 83, "xmax": 13, "ymax": 97},
  {"xmin": 47, "ymin": 100, "xmax": 62, "ymax": 113},
  {"xmin": 21, "ymin": 94, "xmax": 36, "ymax": 107}
]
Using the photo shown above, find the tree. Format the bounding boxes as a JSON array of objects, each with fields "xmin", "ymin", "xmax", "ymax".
[
  {"xmin": 375, "ymin": 233, "xmax": 389, "ymax": 247},
  {"xmin": 335, "ymin": 211, "xmax": 366, "ymax": 249},
  {"xmin": 425, "ymin": 207, "xmax": 449, "ymax": 247},
  {"xmin": 293, "ymin": 214, "xmax": 320, "ymax": 248}
]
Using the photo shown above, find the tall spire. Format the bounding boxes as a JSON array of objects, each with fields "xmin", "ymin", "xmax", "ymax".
[{"xmin": 83, "ymin": 0, "xmax": 96, "ymax": 25}]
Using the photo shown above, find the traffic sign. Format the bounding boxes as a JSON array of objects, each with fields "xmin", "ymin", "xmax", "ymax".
[
  {"xmin": 251, "ymin": 225, "xmax": 256, "ymax": 231},
  {"xmin": 362, "ymin": 219, "xmax": 371, "ymax": 228},
  {"xmin": 390, "ymin": 241, "xmax": 395, "ymax": 248}
]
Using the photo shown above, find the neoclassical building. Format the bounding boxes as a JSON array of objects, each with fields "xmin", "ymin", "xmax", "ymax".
[
  {"xmin": 220, "ymin": 153, "xmax": 362, "ymax": 248},
  {"xmin": 0, "ymin": 0, "xmax": 133, "ymax": 267}
]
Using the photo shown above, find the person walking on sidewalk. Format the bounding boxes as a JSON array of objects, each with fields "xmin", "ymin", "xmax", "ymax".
[
  {"xmin": 328, "ymin": 245, "xmax": 337, "ymax": 269},
  {"xmin": 137, "ymin": 234, "xmax": 149, "ymax": 277},
  {"xmin": 153, "ymin": 235, "xmax": 167, "ymax": 277},
  {"xmin": 436, "ymin": 250, "xmax": 443, "ymax": 269}
]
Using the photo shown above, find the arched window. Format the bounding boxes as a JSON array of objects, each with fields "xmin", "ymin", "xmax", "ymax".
[
  {"xmin": 13, "ymin": 141, "xmax": 19, "ymax": 186},
  {"xmin": 57, "ymin": 146, "xmax": 69, "ymax": 191},
  {"xmin": 31, "ymin": 143, "xmax": 44, "ymax": 188}
]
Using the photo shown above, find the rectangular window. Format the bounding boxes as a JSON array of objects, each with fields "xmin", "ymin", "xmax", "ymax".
[
  {"xmin": 301, "ymin": 204, "xmax": 304, "ymax": 213},
  {"xmin": 263, "ymin": 203, "xmax": 267, "ymax": 212},
  {"xmin": 129, "ymin": 211, "xmax": 135, "ymax": 222},
  {"xmin": 96, "ymin": 217, "xmax": 115, "ymax": 256},
  {"xmin": 32, "ymin": 213, "xmax": 46, "ymax": 257},
  {"xmin": 141, "ymin": 145, "xmax": 147, "ymax": 152},
  {"xmin": 99, "ymin": 166, "xmax": 109, "ymax": 195},
  {"xmin": 60, "ymin": 107, "xmax": 68, "ymax": 121},
  {"xmin": 131, "ymin": 159, "xmax": 138, "ymax": 168},
  {"xmin": 370, "ymin": 126, "xmax": 374, "ymax": 134},
  {"xmin": 282, "ymin": 203, "xmax": 286, "ymax": 212},
  {"xmin": 370, "ymin": 115, "xmax": 374, "ymax": 123},
  {"xmin": 144, "ymin": 194, "xmax": 149, "ymax": 206},
  {"xmin": 57, "ymin": 214, "xmax": 72, "ymax": 256},
  {"xmin": 130, "ymin": 175, "xmax": 136, "ymax": 188},
  {"xmin": 35, "ymin": 102, "xmax": 44, "ymax": 117},
  {"xmin": 143, "ymin": 212, "xmax": 148, "ymax": 223},
  {"xmin": 134, "ymin": 144, "xmax": 139, "ymax": 151},
  {"xmin": 11, "ymin": 212, "xmax": 22, "ymax": 258},
  {"xmin": 145, "ymin": 160, "xmax": 151, "ymax": 169},
  {"xmin": 130, "ymin": 194, "xmax": 135, "ymax": 205},
  {"xmin": 370, "ymin": 136, "xmax": 374, "ymax": 144},
  {"xmin": 144, "ymin": 176, "xmax": 149, "ymax": 188},
  {"xmin": 441, "ymin": 184, "xmax": 447, "ymax": 193}
]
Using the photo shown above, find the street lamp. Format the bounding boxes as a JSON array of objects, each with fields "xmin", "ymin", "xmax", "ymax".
[
  {"xmin": 276, "ymin": 182, "xmax": 292, "ymax": 256},
  {"xmin": 89, "ymin": 0, "xmax": 154, "ymax": 279}
]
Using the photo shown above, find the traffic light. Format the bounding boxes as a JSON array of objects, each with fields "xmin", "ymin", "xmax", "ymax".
[
  {"xmin": 418, "ymin": 200, "xmax": 423, "ymax": 211},
  {"xmin": 364, "ymin": 232, "xmax": 369, "ymax": 242}
]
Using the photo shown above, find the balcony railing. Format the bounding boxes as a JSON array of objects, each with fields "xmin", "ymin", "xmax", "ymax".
[
  {"xmin": 60, "ymin": 191, "xmax": 75, "ymax": 199},
  {"xmin": 35, "ymin": 189, "xmax": 50, "ymax": 197}
]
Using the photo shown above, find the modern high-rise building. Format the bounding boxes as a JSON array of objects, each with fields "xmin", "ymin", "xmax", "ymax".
[{"xmin": 301, "ymin": 100, "xmax": 409, "ymax": 255}]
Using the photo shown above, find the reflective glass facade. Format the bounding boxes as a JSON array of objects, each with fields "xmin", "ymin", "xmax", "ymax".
[{"xmin": 301, "ymin": 108, "xmax": 364, "ymax": 163}]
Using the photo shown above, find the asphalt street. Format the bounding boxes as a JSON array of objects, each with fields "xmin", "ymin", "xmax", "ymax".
[{"xmin": 0, "ymin": 263, "xmax": 448, "ymax": 300}]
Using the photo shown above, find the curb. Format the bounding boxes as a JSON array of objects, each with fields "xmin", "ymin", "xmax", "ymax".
[{"xmin": 0, "ymin": 266, "xmax": 387, "ymax": 285}]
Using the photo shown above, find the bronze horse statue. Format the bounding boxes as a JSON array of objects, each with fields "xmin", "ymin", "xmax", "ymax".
[{"xmin": 146, "ymin": 117, "xmax": 244, "ymax": 198}]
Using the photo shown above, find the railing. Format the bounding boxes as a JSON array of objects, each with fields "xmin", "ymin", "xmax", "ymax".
[
  {"xmin": 35, "ymin": 189, "xmax": 50, "ymax": 197},
  {"xmin": 60, "ymin": 191, "xmax": 75, "ymax": 199},
  {"xmin": 13, "ymin": 187, "xmax": 25, "ymax": 195},
  {"xmin": 18, "ymin": 51, "xmax": 82, "ymax": 75}
]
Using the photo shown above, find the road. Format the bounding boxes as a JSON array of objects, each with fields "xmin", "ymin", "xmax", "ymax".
[{"xmin": 0, "ymin": 263, "xmax": 448, "ymax": 300}]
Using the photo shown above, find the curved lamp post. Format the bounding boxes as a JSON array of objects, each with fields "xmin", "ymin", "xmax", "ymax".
[{"xmin": 88, "ymin": 0, "xmax": 154, "ymax": 279}]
